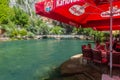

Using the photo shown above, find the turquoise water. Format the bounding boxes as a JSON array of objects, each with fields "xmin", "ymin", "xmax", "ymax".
[{"xmin": 0, "ymin": 39, "xmax": 94, "ymax": 80}]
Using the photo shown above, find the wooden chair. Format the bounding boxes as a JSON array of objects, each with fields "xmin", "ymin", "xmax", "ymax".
[
  {"xmin": 107, "ymin": 52, "xmax": 120, "ymax": 75},
  {"xmin": 92, "ymin": 49, "xmax": 108, "ymax": 73},
  {"xmin": 82, "ymin": 48, "xmax": 93, "ymax": 63},
  {"xmin": 92, "ymin": 49, "xmax": 107, "ymax": 63}
]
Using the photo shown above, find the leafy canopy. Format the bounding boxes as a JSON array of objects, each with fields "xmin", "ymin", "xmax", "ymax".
[
  {"xmin": 13, "ymin": 7, "xmax": 29, "ymax": 27},
  {"xmin": 0, "ymin": 0, "xmax": 14, "ymax": 24}
]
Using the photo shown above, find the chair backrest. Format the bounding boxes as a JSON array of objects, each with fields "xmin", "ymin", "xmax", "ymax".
[
  {"xmin": 99, "ymin": 44, "xmax": 106, "ymax": 50},
  {"xmin": 92, "ymin": 49, "xmax": 102, "ymax": 63},
  {"xmin": 107, "ymin": 52, "xmax": 120, "ymax": 66},
  {"xmin": 82, "ymin": 48, "xmax": 93, "ymax": 60}
]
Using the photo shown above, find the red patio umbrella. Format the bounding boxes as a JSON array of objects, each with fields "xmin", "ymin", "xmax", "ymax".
[
  {"xmin": 36, "ymin": 0, "xmax": 120, "ymax": 28},
  {"xmin": 84, "ymin": 18, "xmax": 120, "ymax": 27},
  {"xmin": 35, "ymin": 1, "xmax": 80, "ymax": 27},
  {"xmin": 52, "ymin": 0, "xmax": 120, "ymax": 24},
  {"xmin": 52, "ymin": 0, "xmax": 96, "ymax": 24},
  {"xmin": 92, "ymin": 25, "xmax": 120, "ymax": 31}
]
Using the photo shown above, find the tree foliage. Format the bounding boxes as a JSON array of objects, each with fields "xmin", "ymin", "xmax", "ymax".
[
  {"xmin": 13, "ymin": 7, "xmax": 29, "ymax": 27},
  {"xmin": 50, "ymin": 26, "xmax": 65, "ymax": 35},
  {"xmin": 0, "ymin": 0, "xmax": 14, "ymax": 24}
]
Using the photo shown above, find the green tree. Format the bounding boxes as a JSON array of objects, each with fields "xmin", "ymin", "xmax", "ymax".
[
  {"xmin": 92, "ymin": 30, "xmax": 105, "ymax": 42},
  {"xmin": 72, "ymin": 27, "xmax": 84, "ymax": 34},
  {"xmin": 19, "ymin": 28, "xmax": 27, "ymax": 37},
  {"xmin": 39, "ymin": 23, "xmax": 50, "ymax": 35},
  {"xmin": 0, "ymin": 0, "xmax": 14, "ymax": 24},
  {"xmin": 15, "ymin": 0, "xmax": 36, "ymax": 18},
  {"xmin": 13, "ymin": 7, "xmax": 30, "ymax": 28},
  {"xmin": 27, "ymin": 19, "xmax": 50, "ymax": 35},
  {"xmin": 4, "ymin": 21, "xmax": 19, "ymax": 38},
  {"xmin": 50, "ymin": 26, "xmax": 65, "ymax": 35},
  {"xmin": 83, "ymin": 28, "xmax": 94, "ymax": 36}
]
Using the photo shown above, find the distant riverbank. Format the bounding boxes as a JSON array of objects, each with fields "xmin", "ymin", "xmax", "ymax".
[
  {"xmin": 35, "ymin": 35, "xmax": 92, "ymax": 40},
  {"xmin": 0, "ymin": 35, "xmax": 93, "ymax": 41}
]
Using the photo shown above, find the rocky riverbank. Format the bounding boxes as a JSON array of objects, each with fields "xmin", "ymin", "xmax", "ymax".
[
  {"xmin": 34, "ymin": 35, "xmax": 92, "ymax": 40},
  {"xmin": 52, "ymin": 54, "xmax": 101, "ymax": 80},
  {"xmin": 0, "ymin": 35, "xmax": 93, "ymax": 42},
  {"xmin": 0, "ymin": 37, "xmax": 10, "ymax": 41}
]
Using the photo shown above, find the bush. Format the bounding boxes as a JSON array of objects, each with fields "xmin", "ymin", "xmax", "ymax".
[
  {"xmin": 27, "ymin": 32, "xmax": 35, "ymax": 38},
  {"xmin": 50, "ymin": 26, "xmax": 65, "ymax": 35},
  {"xmin": 19, "ymin": 29, "xmax": 27, "ymax": 36}
]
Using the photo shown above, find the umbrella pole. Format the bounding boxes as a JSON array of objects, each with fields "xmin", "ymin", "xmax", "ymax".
[{"xmin": 109, "ymin": 0, "xmax": 113, "ymax": 77}]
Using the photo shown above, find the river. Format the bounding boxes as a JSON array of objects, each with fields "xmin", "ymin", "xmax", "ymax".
[{"xmin": 0, "ymin": 39, "xmax": 94, "ymax": 80}]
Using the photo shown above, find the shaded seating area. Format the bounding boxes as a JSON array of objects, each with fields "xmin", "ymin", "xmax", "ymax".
[{"xmin": 81, "ymin": 42, "xmax": 120, "ymax": 76}]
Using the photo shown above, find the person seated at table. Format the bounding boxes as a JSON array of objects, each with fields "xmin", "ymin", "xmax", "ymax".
[
  {"xmin": 95, "ymin": 41, "xmax": 101, "ymax": 49},
  {"xmin": 95, "ymin": 42, "xmax": 106, "ymax": 51},
  {"xmin": 82, "ymin": 45, "xmax": 86, "ymax": 49},
  {"xmin": 100, "ymin": 44, "xmax": 106, "ymax": 51},
  {"xmin": 87, "ymin": 43, "xmax": 91, "ymax": 49}
]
